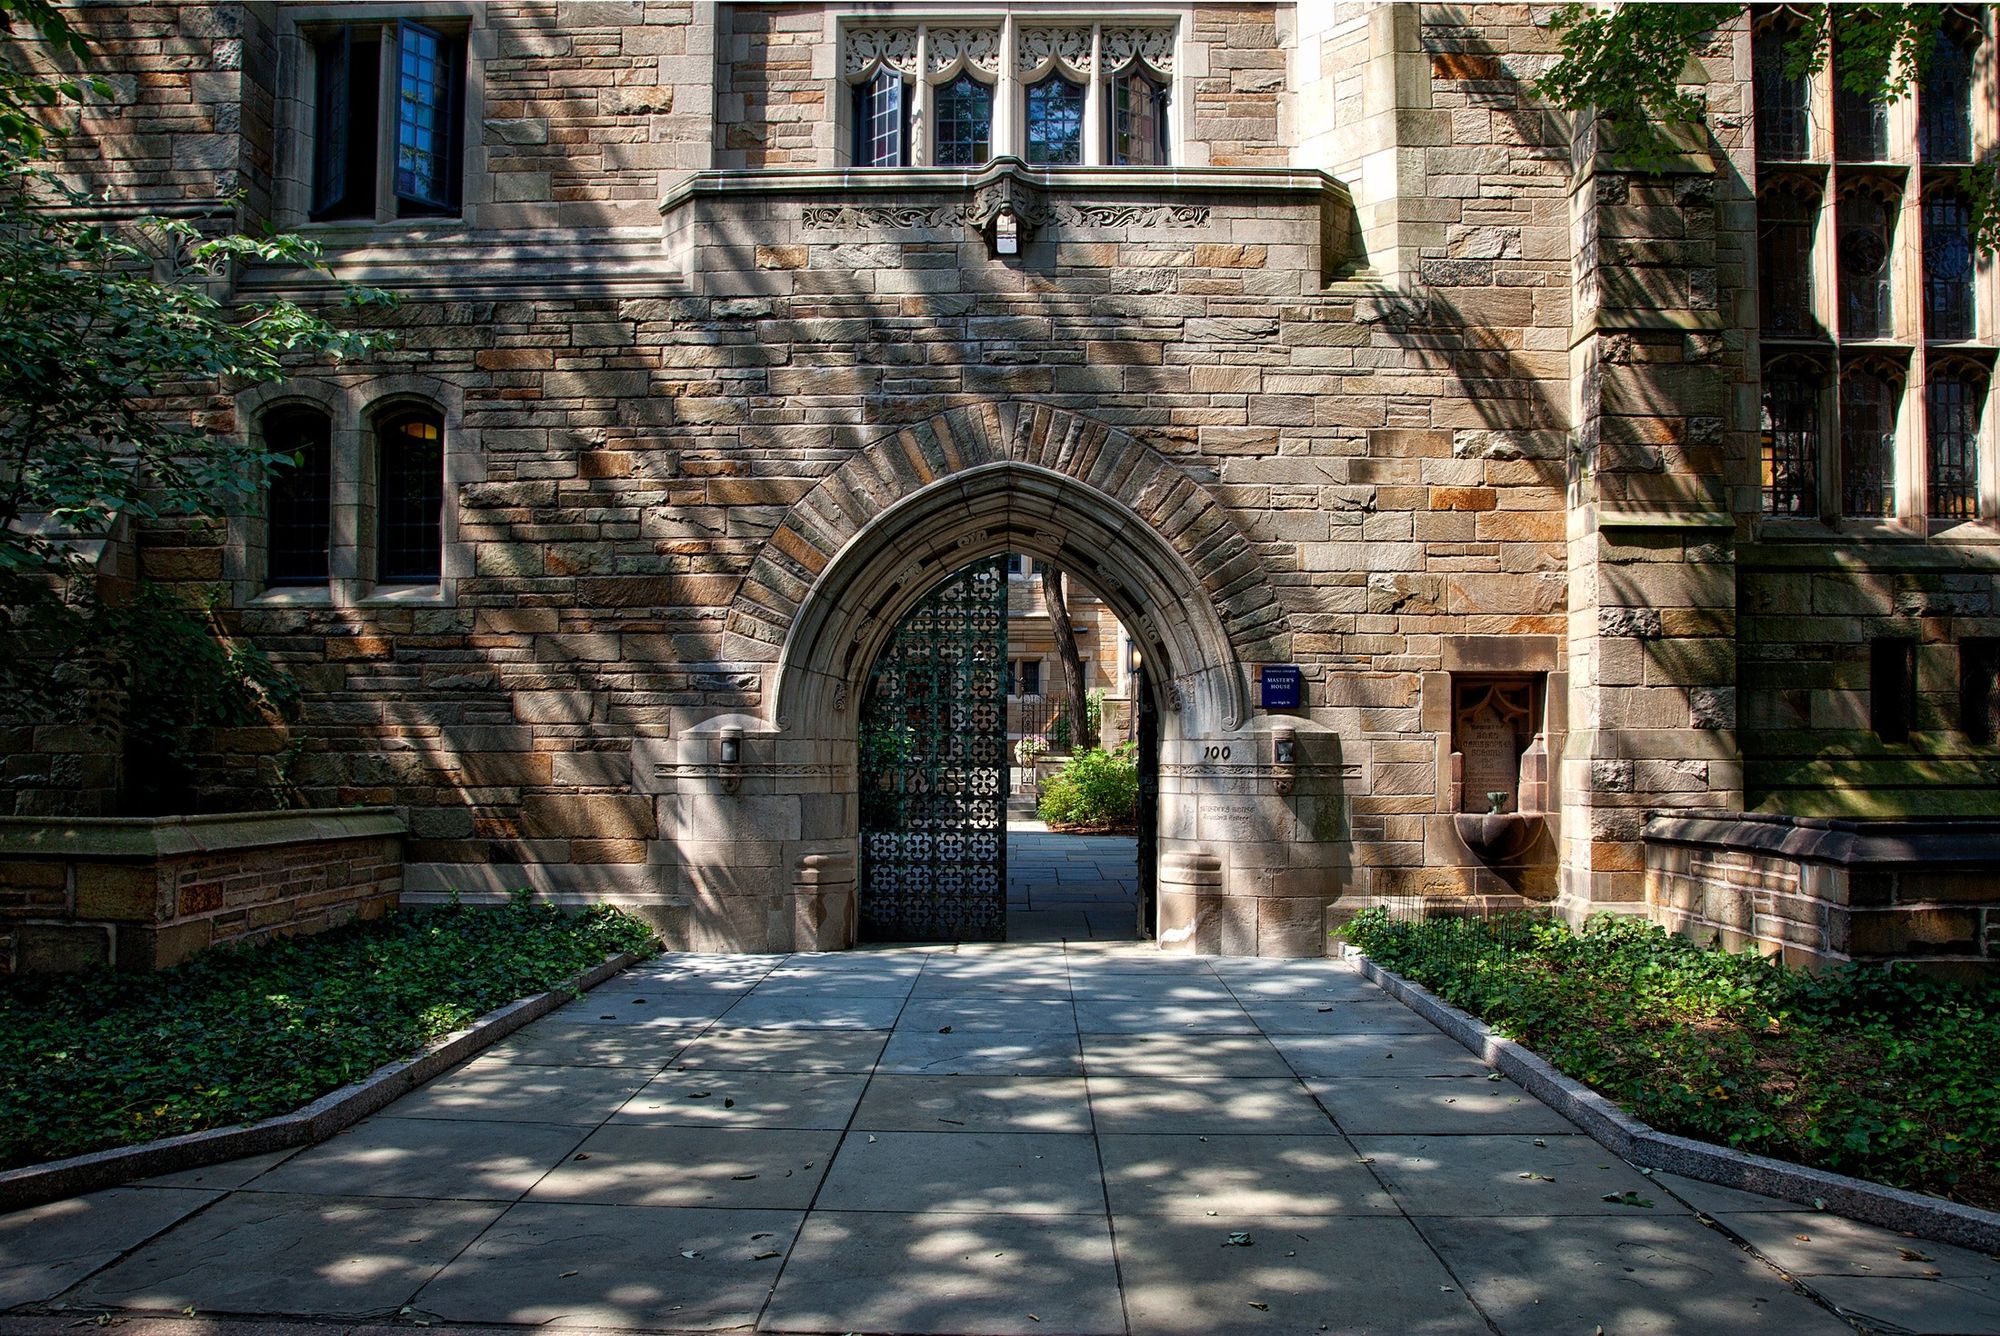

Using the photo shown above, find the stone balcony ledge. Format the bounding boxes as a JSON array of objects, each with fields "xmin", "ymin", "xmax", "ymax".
[
  {"xmin": 0, "ymin": 806, "xmax": 406, "ymax": 861},
  {"xmin": 1643, "ymin": 811, "xmax": 2000, "ymax": 869}
]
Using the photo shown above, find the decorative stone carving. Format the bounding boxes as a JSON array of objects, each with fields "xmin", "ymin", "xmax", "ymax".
[
  {"xmin": 927, "ymin": 27, "xmax": 1002, "ymax": 77},
  {"xmin": 1017, "ymin": 27, "xmax": 1093, "ymax": 76},
  {"xmin": 1101, "ymin": 27, "xmax": 1174, "ymax": 74},
  {"xmin": 844, "ymin": 27, "xmax": 918, "ymax": 78},
  {"xmin": 801, "ymin": 200, "xmax": 1211, "ymax": 231}
]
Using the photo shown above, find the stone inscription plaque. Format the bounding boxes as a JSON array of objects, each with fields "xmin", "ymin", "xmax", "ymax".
[{"xmin": 1454, "ymin": 679, "xmax": 1537, "ymax": 813}]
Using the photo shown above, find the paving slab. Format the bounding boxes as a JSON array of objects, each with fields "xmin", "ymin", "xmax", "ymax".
[
  {"xmin": 1244, "ymin": 999, "xmax": 1444, "ymax": 1035},
  {"xmin": 0, "ymin": 1187, "xmax": 218, "ymax": 1308},
  {"xmin": 611, "ymin": 1070, "xmax": 869, "ymax": 1129},
  {"xmin": 526, "ymin": 1124, "xmax": 837, "ymax": 1209},
  {"xmin": 1074, "ymin": 999, "xmax": 1259, "ymax": 1033},
  {"xmin": 1304, "ymin": 1075, "xmax": 1580, "ymax": 1135},
  {"xmin": 548, "ymin": 995, "xmax": 737, "ymax": 1027},
  {"xmin": 897, "ymin": 997, "xmax": 1077, "ymax": 1033},
  {"xmin": 410, "ymin": 1202, "xmax": 802, "ymax": 1330},
  {"xmin": 479, "ymin": 1020, "xmax": 700, "ymax": 1069},
  {"xmin": 816, "ymin": 1130, "xmax": 1105, "ymax": 1215},
  {"xmin": 1417, "ymin": 1213, "xmax": 1855, "ymax": 1335},
  {"xmin": 1099, "ymin": 1133, "xmax": 1398, "ymax": 1218},
  {"xmin": 1271, "ymin": 1031, "xmax": 1497, "ymax": 1079},
  {"xmin": 763, "ymin": 1209, "xmax": 1123, "ymax": 1335},
  {"xmin": 245, "ymin": 1116, "xmax": 585, "ymax": 1200},
  {"xmin": 1081, "ymin": 1032, "xmax": 1294, "ymax": 1079},
  {"xmin": 876, "ymin": 1027, "xmax": 1084, "ymax": 1075},
  {"xmin": 63, "ymin": 1193, "xmax": 505, "ymax": 1318},
  {"xmin": 852, "ymin": 1075, "xmax": 1092, "ymax": 1133},
  {"xmin": 716, "ymin": 994, "xmax": 905, "ymax": 1030},
  {"xmin": 1716, "ymin": 1208, "xmax": 2000, "ymax": 1284},
  {"xmin": 140, "ymin": 1148, "xmax": 298, "ymax": 1191},
  {"xmin": 385, "ymin": 1056, "xmax": 652, "ymax": 1125},
  {"xmin": 1353, "ymin": 1133, "xmax": 1689, "ymax": 1217},
  {"xmin": 1115, "ymin": 1213, "xmax": 1490, "ymax": 1336},
  {"xmin": 667, "ymin": 1027, "xmax": 888, "ymax": 1072},
  {"xmin": 1087, "ymin": 1077, "xmax": 1339, "ymax": 1136}
]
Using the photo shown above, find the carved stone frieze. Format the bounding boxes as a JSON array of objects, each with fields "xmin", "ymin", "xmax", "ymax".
[
  {"xmin": 802, "ymin": 198, "xmax": 1212, "ymax": 232},
  {"xmin": 927, "ymin": 27, "xmax": 1002, "ymax": 77},
  {"xmin": 1102, "ymin": 27, "xmax": 1175, "ymax": 74},
  {"xmin": 844, "ymin": 27, "xmax": 919, "ymax": 78},
  {"xmin": 1017, "ymin": 26, "xmax": 1093, "ymax": 76}
]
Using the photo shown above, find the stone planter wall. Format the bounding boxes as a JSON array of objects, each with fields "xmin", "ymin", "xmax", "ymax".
[
  {"xmin": 1644, "ymin": 813, "xmax": 2000, "ymax": 978},
  {"xmin": 0, "ymin": 808, "xmax": 405, "ymax": 974}
]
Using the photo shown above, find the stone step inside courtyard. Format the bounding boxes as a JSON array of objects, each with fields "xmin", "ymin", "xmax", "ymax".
[{"xmin": 4, "ymin": 948, "xmax": 1995, "ymax": 1336}]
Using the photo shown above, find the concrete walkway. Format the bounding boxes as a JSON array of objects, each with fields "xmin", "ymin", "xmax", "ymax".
[
  {"xmin": 5, "ymin": 945, "xmax": 1997, "ymax": 1336},
  {"xmin": 1007, "ymin": 828, "xmax": 1138, "ymax": 942}
]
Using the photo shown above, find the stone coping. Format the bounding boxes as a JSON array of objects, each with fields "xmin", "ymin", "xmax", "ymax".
[
  {"xmin": 0, "ymin": 948, "xmax": 646, "ymax": 1214},
  {"xmin": 1348, "ymin": 948, "xmax": 2000, "ymax": 1256},
  {"xmin": 659, "ymin": 156, "xmax": 1354, "ymax": 213},
  {"xmin": 1644, "ymin": 811, "xmax": 2000, "ymax": 868},
  {"xmin": 0, "ymin": 807, "xmax": 404, "ymax": 861}
]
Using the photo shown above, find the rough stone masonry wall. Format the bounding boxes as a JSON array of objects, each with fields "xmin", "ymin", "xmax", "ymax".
[{"xmin": 0, "ymin": 810, "xmax": 404, "ymax": 973}]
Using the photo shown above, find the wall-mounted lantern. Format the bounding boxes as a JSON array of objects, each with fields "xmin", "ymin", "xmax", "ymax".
[
  {"xmin": 1272, "ymin": 724, "xmax": 1297, "ymax": 796},
  {"xmin": 717, "ymin": 725, "xmax": 743, "ymax": 793}
]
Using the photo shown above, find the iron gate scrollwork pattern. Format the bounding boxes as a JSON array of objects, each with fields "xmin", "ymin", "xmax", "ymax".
[{"xmin": 858, "ymin": 556, "xmax": 1008, "ymax": 941}]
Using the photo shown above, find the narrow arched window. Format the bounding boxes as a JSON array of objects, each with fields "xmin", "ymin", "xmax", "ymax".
[
  {"xmin": 1924, "ymin": 186, "xmax": 1976, "ymax": 340},
  {"xmin": 1838, "ymin": 188, "xmax": 1894, "ymax": 339},
  {"xmin": 1762, "ymin": 362, "xmax": 1823, "ymax": 517},
  {"xmin": 1110, "ymin": 66, "xmax": 1170, "ymax": 166},
  {"xmin": 1754, "ymin": 21, "xmax": 1810, "ymax": 160},
  {"xmin": 1833, "ymin": 45, "xmax": 1890, "ymax": 161},
  {"xmin": 263, "ymin": 407, "xmax": 331, "ymax": 586},
  {"xmin": 1759, "ymin": 181, "xmax": 1818, "ymax": 337},
  {"xmin": 376, "ymin": 406, "xmax": 444, "ymax": 584},
  {"xmin": 1839, "ymin": 365, "xmax": 1900, "ymax": 517},
  {"xmin": 1920, "ymin": 26, "xmax": 1976, "ymax": 162},
  {"xmin": 852, "ymin": 68, "xmax": 909, "ymax": 167},
  {"xmin": 1025, "ymin": 73, "xmax": 1084, "ymax": 165},
  {"xmin": 934, "ymin": 71, "xmax": 993, "ymax": 166},
  {"xmin": 1928, "ymin": 364, "xmax": 1985, "ymax": 520}
]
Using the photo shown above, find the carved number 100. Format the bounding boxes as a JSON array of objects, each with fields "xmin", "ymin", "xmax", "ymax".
[{"xmin": 1203, "ymin": 745, "xmax": 1231, "ymax": 760}]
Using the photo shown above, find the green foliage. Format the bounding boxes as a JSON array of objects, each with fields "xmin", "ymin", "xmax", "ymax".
[
  {"xmin": 1037, "ymin": 743, "xmax": 1139, "ymax": 829},
  {"xmin": 1050, "ymin": 709, "xmax": 1073, "ymax": 752},
  {"xmin": 1342, "ymin": 909, "xmax": 2000, "ymax": 1207},
  {"xmin": 0, "ymin": 899, "xmax": 657, "ymax": 1169},
  {"xmin": 1537, "ymin": 3, "xmax": 1738, "ymax": 168},
  {"xmin": 1085, "ymin": 688, "xmax": 1105, "ymax": 736},
  {"xmin": 0, "ymin": 1, "xmax": 100, "ymax": 159},
  {"xmin": 0, "ymin": 579, "xmax": 300, "ymax": 812}
]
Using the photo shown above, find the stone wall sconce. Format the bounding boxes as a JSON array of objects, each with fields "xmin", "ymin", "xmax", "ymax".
[
  {"xmin": 717, "ymin": 726, "xmax": 743, "ymax": 793},
  {"xmin": 1272, "ymin": 724, "xmax": 1297, "ymax": 796}
]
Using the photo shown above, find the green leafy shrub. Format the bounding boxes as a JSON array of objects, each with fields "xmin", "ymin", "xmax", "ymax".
[
  {"xmin": 0, "ymin": 897, "xmax": 656, "ymax": 1169},
  {"xmin": 1340, "ymin": 908, "xmax": 2000, "ymax": 1209},
  {"xmin": 1037, "ymin": 744, "xmax": 1139, "ymax": 828}
]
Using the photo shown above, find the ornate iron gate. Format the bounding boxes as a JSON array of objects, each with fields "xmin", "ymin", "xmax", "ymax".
[{"xmin": 857, "ymin": 555, "xmax": 1008, "ymax": 941}]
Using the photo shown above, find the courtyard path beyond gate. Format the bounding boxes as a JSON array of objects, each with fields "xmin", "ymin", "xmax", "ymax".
[{"xmin": 2, "ymin": 947, "xmax": 1995, "ymax": 1335}]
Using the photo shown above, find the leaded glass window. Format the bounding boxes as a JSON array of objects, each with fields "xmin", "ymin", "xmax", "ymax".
[
  {"xmin": 934, "ymin": 71, "xmax": 993, "ymax": 167},
  {"xmin": 1839, "ymin": 367, "xmax": 1899, "ymax": 517},
  {"xmin": 1111, "ymin": 67, "xmax": 1169, "ymax": 166},
  {"xmin": 1025, "ymin": 73, "xmax": 1084, "ymax": 165},
  {"xmin": 1928, "ymin": 367, "xmax": 1985, "ymax": 519},
  {"xmin": 1760, "ymin": 184, "xmax": 1818, "ymax": 337},
  {"xmin": 1755, "ymin": 22, "xmax": 1810, "ymax": 159},
  {"xmin": 1925, "ymin": 187, "xmax": 1976, "ymax": 340},
  {"xmin": 265, "ymin": 408, "xmax": 332, "ymax": 586},
  {"xmin": 852, "ymin": 69, "xmax": 908, "ymax": 167},
  {"xmin": 377, "ymin": 407, "xmax": 445, "ymax": 584},
  {"xmin": 1762, "ymin": 366, "xmax": 1822, "ymax": 517},
  {"xmin": 394, "ymin": 20, "xmax": 457, "ymax": 212},
  {"xmin": 1839, "ymin": 191, "xmax": 1894, "ymax": 339},
  {"xmin": 1920, "ymin": 28, "xmax": 1976, "ymax": 162},
  {"xmin": 1834, "ymin": 55, "xmax": 1890, "ymax": 161}
]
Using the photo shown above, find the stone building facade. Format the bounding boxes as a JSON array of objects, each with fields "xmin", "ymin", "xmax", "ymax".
[{"xmin": 16, "ymin": 2, "xmax": 2000, "ymax": 964}]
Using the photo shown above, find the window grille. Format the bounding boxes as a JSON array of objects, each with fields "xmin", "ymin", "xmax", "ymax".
[
  {"xmin": 1839, "ymin": 368, "xmax": 1899, "ymax": 517},
  {"xmin": 1762, "ymin": 367, "xmax": 1822, "ymax": 517},
  {"xmin": 1924, "ymin": 188, "xmax": 1976, "ymax": 340},
  {"xmin": 1920, "ymin": 29, "xmax": 1976, "ymax": 162},
  {"xmin": 1759, "ymin": 185, "xmax": 1817, "ymax": 337},
  {"xmin": 1755, "ymin": 23, "xmax": 1810, "ymax": 159},
  {"xmin": 852, "ymin": 68, "xmax": 908, "ymax": 167},
  {"xmin": 1839, "ymin": 191, "xmax": 1893, "ymax": 339},
  {"xmin": 1025, "ymin": 73, "xmax": 1084, "ymax": 165},
  {"xmin": 377, "ymin": 409, "xmax": 445, "ymax": 584},
  {"xmin": 1928, "ymin": 369, "xmax": 1984, "ymax": 519},
  {"xmin": 265, "ymin": 409, "xmax": 332, "ymax": 586},
  {"xmin": 1110, "ymin": 67, "xmax": 1169, "ymax": 166},
  {"xmin": 934, "ymin": 72, "xmax": 993, "ymax": 166}
]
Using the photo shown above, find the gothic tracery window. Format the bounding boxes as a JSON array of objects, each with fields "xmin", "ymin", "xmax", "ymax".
[
  {"xmin": 934, "ymin": 70, "xmax": 994, "ymax": 166},
  {"xmin": 1025, "ymin": 73, "xmax": 1084, "ymax": 165}
]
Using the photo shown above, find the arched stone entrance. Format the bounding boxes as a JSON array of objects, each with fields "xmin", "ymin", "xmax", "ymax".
[{"xmin": 643, "ymin": 404, "xmax": 1348, "ymax": 956}]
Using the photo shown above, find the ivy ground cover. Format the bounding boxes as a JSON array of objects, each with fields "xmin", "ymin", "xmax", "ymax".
[
  {"xmin": 1341, "ymin": 909, "xmax": 2000, "ymax": 1211},
  {"xmin": 0, "ymin": 899, "xmax": 656, "ymax": 1170}
]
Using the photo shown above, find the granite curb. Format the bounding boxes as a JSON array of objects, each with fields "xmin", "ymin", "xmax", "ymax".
[
  {"xmin": 0, "ymin": 949, "xmax": 647, "ymax": 1214},
  {"xmin": 1347, "ymin": 948, "xmax": 2000, "ymax": 1256}
]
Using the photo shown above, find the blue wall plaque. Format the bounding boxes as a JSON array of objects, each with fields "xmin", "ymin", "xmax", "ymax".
[{"xmin": 1260, "ymin": 665, "xmax": 1304, "ymax": 710}]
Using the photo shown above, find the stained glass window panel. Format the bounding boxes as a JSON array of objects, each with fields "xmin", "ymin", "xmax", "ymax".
[
  {"xmin": 1925, "ymin": 189, "xmax": 1976, "ymax": 340},
  {"xmin": 1839, "ymin": 370, "xmax": 1898, "ymax": 517},
  {"xmin": 1755, "ymin": 24, "xmax": 1810, "ymax": 159},
  {"xmin": 1762, "ymin": 367, "xmax": 1822, "ymax": 517},
  {"xmin": 1928, "ymin": 371, "xmax": 1984, "ymax": 520},
  {"xmin": 1839, "ymin": 193, "xmax": 1893, "ymax": 339},
  {"xmin": 1920, "ymin": 30, "xmax": 1975, "ymax": 162},
  {"xmin": 1760, "ymin": 187, "xmax": 1817, "ymax": 337}
]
